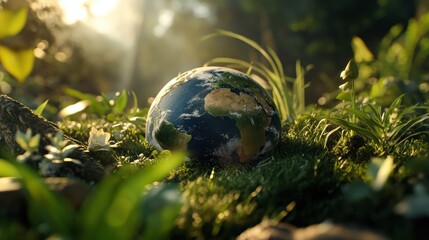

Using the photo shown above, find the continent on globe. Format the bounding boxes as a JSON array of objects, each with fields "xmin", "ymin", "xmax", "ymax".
[
  {"xmin": 145, "ymin": 67, "xmax": 281, "ymax": 164},
  {"xmin": 204, "ymin": 88, "xmax": 271, "ymax": 162},
  {"xmin": 154, "ymin": 120, "xmax": 192, "ymax": 150}
]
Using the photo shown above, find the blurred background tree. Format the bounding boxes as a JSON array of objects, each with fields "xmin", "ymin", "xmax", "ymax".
[{"xmin": 0, "ymin": 0, "xmax": 426, "ymax": 111}]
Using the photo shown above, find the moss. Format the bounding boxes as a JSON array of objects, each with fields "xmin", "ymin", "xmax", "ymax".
[
  {"xmin": 169, "ymin": 118, "xmax": 349, "ymax": 238},
  {"xmin": 45, "ymin": 107, "xmax": 429, "ymax": 239},
  {"xmin": 168, "ymin": 113, "xmax": 429, "ymax": 239},
  {"xmin": 58, "ymin": 117, "xmax": 155, "ymax": 168},
  {"xmin": 332, "ymin": 134, "xmax": 376, "ymax": 163}
]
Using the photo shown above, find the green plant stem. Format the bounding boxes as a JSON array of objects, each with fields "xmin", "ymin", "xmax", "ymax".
[{"xmin": 351, "ymin": 79, "xmax": 356, "ymax": 124}]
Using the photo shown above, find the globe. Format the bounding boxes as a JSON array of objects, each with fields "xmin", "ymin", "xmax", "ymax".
[{"xmin": 145, "ymin": 67, "xmax": 281, "ymax": 163}]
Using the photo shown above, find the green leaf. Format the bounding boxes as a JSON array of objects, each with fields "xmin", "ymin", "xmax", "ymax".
[
  {"xmin": 203, "ymin": 30, "xmax": 294, "ymax": 122},
  {"xmin": 140, "ymin": 184, "xmax": 183, "ymax": 240},
  {"xmin": 369, "ymin": 156, "xmax": 395, "ymax": 191},
  {"xmin": 58, "ymin": 100, "xmax": 90, "ymax": 118},
  {"xmin": 328, "ymin": 117, "xmax": 380, "ymax": 144},
  {"xmin": 28, "ymin": 134, "xmax": 40, "ymax": 150},
  {"xmin": 15, "ymin": 130, "xmax": 28, "ymax": 151},
  {"xmin": 336, "ymin": 92, "xmax": 352, "ymax": 101},
  {"xmin": 345, "ymin": 108, "xmax": 384, "ymax": 130},
  {"xmin": 0, "ymin": 159, "xmax": 73, "ymax": 238},
  {"xmin": 0, "ymin": 46, "xmax": 34, "ymax": 82},
  {"xmin": 0, "ymin": 159, "xmax": 21, "ymax": 176},
  {"xmin": 63, "ymin": 88, "xmax": 109, "ymax": 116},
  {"xmin": 113, "ymin": 90, "xmax": 128, "ymax": 114},
  {"xmin": 79, "ymin": 152, "xmax": 185, "ymax": 240},
  {"xmin": 34, "ymin": 100, "xmax": 48, "ymax": 116},
  {"xmin": 0, "ymin": 7, "xmax": 28, "ymax": 39},
  {"xmin": 352, "ymin": 36, "xmax": 374, "ymax": 62},
  {"xmin": 131, "ymin": 91, "xmax": 139, "ymax": 112},
  {"xmin": 64, "ymin": 87, "xmax": 96, "ymax": 101}
]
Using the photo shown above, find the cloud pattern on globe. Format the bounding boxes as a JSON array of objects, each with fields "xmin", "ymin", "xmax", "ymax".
[{"xmin": 145, "ymin": 67, "xmax": 281, "ymax": 163}]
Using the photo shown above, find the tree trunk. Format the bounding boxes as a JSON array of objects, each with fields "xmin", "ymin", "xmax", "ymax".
[{"xmin": 0, "ymin": 95, "xmax": 104, "ymax": 182}]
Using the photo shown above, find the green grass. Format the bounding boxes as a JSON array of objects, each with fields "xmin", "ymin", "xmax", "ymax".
[
  {"xmin": 203, "ymin": 30, "xmax": 310, "ymax": 123},
  {"xmin": 172, "ymin": 131, "xmax": 343, "ymax": 239},
  {"xmin": 1, "ymin": 31, "xmax": 429, "ymax": 239},
  {"xmin": 0, "ymin": 104, "xmax": 428, "ymax": 239}
]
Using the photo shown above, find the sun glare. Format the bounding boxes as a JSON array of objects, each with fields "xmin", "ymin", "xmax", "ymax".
[
  {"xmin": 58, "ymin": 0, "xmax": 119, "ymax": 25},
  {"xmin": 58, "ymin": 0, "xmax": 87, "ymax": 25},
  {"xmin": 154, "ymin": 9, "xmax": 175, "ymax": 37},
  {"xmin": 90, "ymin": 0, "xmax": 119, "ymax": 17}
]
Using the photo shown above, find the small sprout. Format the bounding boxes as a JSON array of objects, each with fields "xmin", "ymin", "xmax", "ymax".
[
  {"xmin": 34, "ymin": 100, "xmax": 49, "ymax": 116},
  {"xmin": 49, "ymin": 132, "xmax": 69, "ymax": 149},
  {"xmin": 340, "ymin": 59, "xmax": 359, "ymax": 81},
  {"xmin": 15, "ymin": 129, "xmax": 42, "ymax": 166},
  {"xmin": 44, "ymin": 144, "xmax": 81, "ymax": 165},
  {"xmin": 15, "ymin": 129, "xmax": 40, "ymax": 152},
  {"xmin": 88, "ymin": 127, "xmax": 111, "ymax": 151},
  {"xmin": 38, "ymin": 132, "xmax": 82, "ymax": 177}
]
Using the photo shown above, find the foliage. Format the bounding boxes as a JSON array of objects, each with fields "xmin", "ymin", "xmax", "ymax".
[
  {"xmin": 339, "ymin": 59, "xmax": 359, "ymax": 123},
  {"xmin": 56, "ymin": 90, "xmax": 152, "ymax": 166},
  {"xmin": 41, "ymin": 133, "xmax": 82, "ymax": 176},
  {"xmin": 342, "ymin": 156, "xmax": 395, "ymax": 206},
  {"xmin": 60, "ymin": 88, "xmax": 147, "ymax": 127},
  {"xmin": 2, "ymin": 4, "xmax": 429, "ymax": 237},
  {"xmin": 204, "ymin": 30, "xmax": 310, "ymax": 123},
  {"xmin": 326, "ymin": 61, "xmax": 429, "ymax": 156},
  {"xmin": 0, "ymin": 151, "xmax": 185, "ymax": 239},
  {"xmin": 2, "ymin": 88, "xmax": 429, "ymax": 239},
  {"xmin": 78, "ymin": 151, "xmax": 185, "ymax": 240},
  {"xmin": 15, "ymin": 129, "xmax": 82, "ymax": 176},
  {"xmin": 15, "ymin": 129, "xmax": 42, "ymax": 170},
  {"xmin": 0, "ymin": 158, "xmax": 74, "ymax": 238},
  {"xmin": 328, "ymin": 95, "xmax": 429, "ymax": 155},
  {"xmin": 351, "ymin": 12, "xmax": 429, "ymax": 105},
  {"xmin": 33, "ymin": 100, "xmax": 48, "ymax": 116},
  {"xmin": 0, "ymin": 1, "xmax": 34, "ymax": 82},
  {"xmin": 58, "ymin": 117, "xmax": 154, "ymax": 167}
]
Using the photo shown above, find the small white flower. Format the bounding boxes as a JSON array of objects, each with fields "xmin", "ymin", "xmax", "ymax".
[{"xmin": 88, "ymin": 127, "xmax": 111, "ymax": 151}]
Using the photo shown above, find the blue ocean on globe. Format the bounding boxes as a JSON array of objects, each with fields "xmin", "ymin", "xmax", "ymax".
[{"xmin": 145, "ymin": 67, "xmax": 281, "ymax": 163}]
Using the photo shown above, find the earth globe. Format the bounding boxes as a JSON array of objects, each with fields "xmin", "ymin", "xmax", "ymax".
[{"xmin": 145, "ymin": 67, "xmax": 281, "ymax": 163}]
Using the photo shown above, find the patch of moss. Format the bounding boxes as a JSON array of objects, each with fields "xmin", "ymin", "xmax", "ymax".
[
  {"xmin": 55, "ymin": 105, "xmax": 429, "ymax": 240},
  {"xmin": 332, "ymin": 134, "xmax": 376, "ymax": 163},
  {"xmin": 170, "ymin": 122, "xmax": 349, "ymax": 238},
  {"xmin": 58, "ymin": 117, "xmax": 155, "ymax": 168}
]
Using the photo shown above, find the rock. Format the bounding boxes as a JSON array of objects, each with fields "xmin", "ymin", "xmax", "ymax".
[
  {"xmin": 237, "ymin": 220, "xmax": 389, "ymax": 240},
  {"xmin": 293, "ymin": 222, "xmax": 388, "ymax": 240},
  {"xmin": 44, "ymin": 177, "xmax": 90, "ymax": 209},
  {"xmin": 0, "ymin": 177, "xmax": 90, "ymax": 221},
  {"xmin": 0, "ymin": 95, "xmax": 104, "ymax": 182},
  {"xmin": 237, "ymin": 220, "xmax": 296, "ymax": 240},
  {"xmin": 0, "ymin": 177, "xmax": 27, "ymax": 222}
]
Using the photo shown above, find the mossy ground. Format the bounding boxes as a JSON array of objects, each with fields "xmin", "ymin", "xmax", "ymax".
[{"xmin": 55, "ymin": 110, "xmax": 429, "ymax": 240}]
